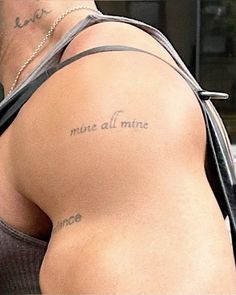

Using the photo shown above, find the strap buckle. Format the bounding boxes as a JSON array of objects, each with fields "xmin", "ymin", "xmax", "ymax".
[{"xmin": 198, "ymin": 90, "xmax": 229, "ymax": 100}]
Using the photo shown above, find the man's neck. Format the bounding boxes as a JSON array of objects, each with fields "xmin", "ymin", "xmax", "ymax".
[{"xmin": 0, "ymin": 0, "xmax": 98, "ymax": 95}]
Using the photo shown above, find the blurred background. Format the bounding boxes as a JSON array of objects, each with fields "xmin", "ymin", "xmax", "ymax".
[{"xmin": 96, "ymin": 0, "xmax": 236, "ymax": 162}]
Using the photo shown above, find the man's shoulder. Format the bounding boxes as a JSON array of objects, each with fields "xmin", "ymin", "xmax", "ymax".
[{"xmin": 9, "ymin": 48, "xmax": 206, "ymax": 212}]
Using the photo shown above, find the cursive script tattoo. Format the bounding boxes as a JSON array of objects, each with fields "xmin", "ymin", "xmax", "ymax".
[
  {"xmin": 70, "ymin": 110, "xmax": 149, "ymax": 137},
  {"xmin": 14, "ymin": 8, "xmax": 52, "ymax": 29},
  {"xmin": 52, "ymin": 213, "xmax": 82, "ymax": 234}
]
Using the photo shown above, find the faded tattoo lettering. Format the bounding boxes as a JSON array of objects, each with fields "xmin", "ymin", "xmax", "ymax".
[
  {"xmin": 52, "ymin": 213, "xmax": 82, "ymax": 234},
  {"xmin": 70, "ymin": 110, "xmax": 149, "ymax": 137},
  {"xmin": 14, "ymin": 8, "xmax": 52, "ymax": 29}
]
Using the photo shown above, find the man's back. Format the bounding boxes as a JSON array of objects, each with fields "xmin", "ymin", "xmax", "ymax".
[{"xmin": 0, "ymin": 16, "xmax": 235, "ymax": 294}]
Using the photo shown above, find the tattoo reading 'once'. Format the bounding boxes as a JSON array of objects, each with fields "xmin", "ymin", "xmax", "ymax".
[
  {"xmin": 70, "ymin": 110, "xmax": 149, "ymax": 137},
  {"xmin": 52, "ymin": 213, "xmax": 82, "ymax": 234},
  {"xmin": 14, "ymin": 8, "xmax": 52, "ymax": 29}
]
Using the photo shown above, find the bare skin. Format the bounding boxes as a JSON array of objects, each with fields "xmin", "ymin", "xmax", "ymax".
[
  {"xmin": 0, "ymin": 0, "xmax": 235, "ymax": 294},
  {"xmin": 0, "ymin": 0, "xmax": 98, "ymax": 94}
]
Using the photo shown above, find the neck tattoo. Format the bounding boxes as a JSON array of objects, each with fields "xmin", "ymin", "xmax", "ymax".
[
  {"xmin": 8, "ymin": 6, "xmax": 102, "ymax": 97},
  {"xmin": 14, "ymin": 8, "xmax": 52, "ymax": 29}
]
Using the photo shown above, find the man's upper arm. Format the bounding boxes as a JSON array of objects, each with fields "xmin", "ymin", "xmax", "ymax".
[
  {"xmin": 11, "ymin": 51, "xmax": 206, "ymax": 215},
  {"xmin": 10, "ymin": 52, "xmax": 236, "ymax": 293}
]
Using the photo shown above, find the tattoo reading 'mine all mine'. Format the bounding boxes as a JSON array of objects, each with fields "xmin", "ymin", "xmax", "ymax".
[
  {"xmin": 14, "ymin": 8, "xmax": 52, "ymax": 29},
  {"xmin": 70, "ymin": 110, "xmax": 149, "ymax": 137},
  {"xmin": 52, "ymin": 213, "xmax": 82, "ymax": 234}
]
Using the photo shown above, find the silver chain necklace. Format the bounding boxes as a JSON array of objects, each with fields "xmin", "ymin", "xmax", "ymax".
[{"xmin": 8, "ymin": 6, "xmax": 102, "ymax": 96}]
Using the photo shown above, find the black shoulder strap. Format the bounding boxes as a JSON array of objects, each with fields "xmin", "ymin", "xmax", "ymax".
[{"xmin": 197, "ymin": 94, "xmax": 236, "ymax": 262}]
